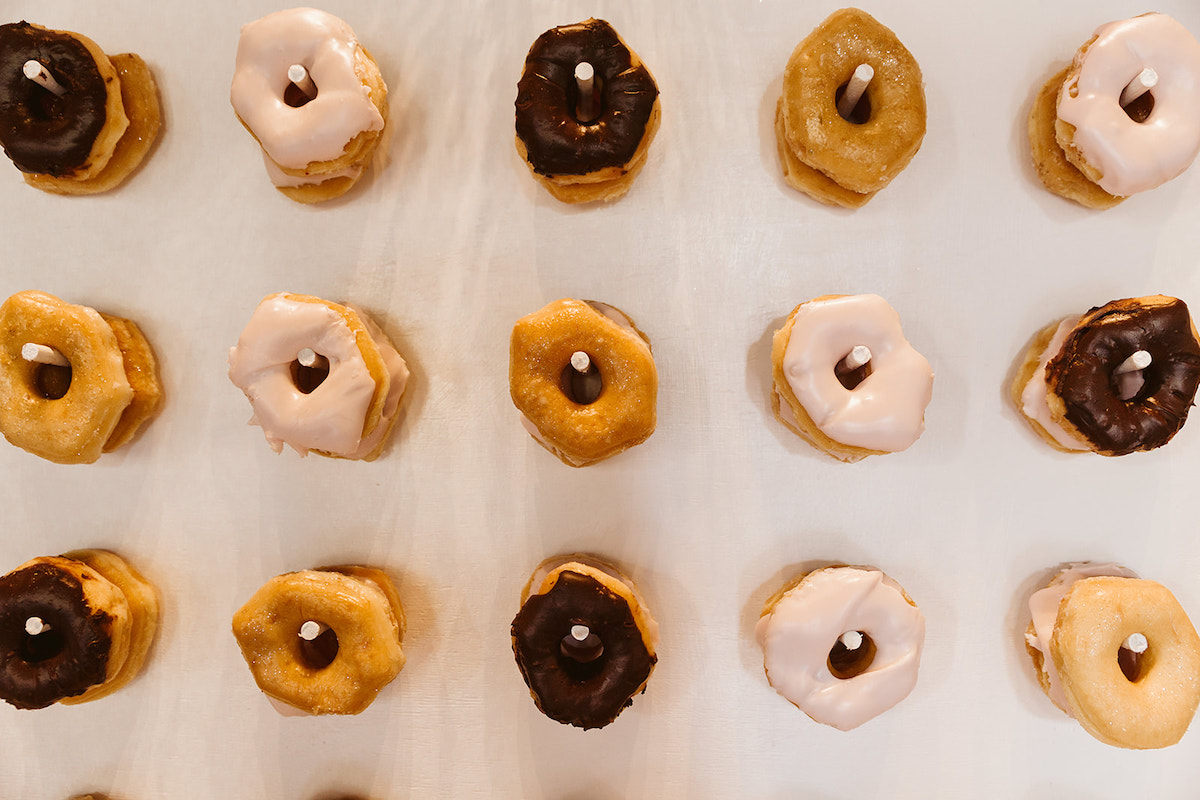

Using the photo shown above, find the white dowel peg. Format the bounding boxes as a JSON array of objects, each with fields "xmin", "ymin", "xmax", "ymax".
[
  {"xmin": 23, "ymin": 60, "xmax": 67, "ymax": 96},
  {"xmin": 1123, "ymin": 633, "xmax": 1148, "ymax": 654},
  {"xmin": 25, "ymin": 617, "xmax": 49, "ymax": 636},
  {"xmin": 287, "ymin": 64, "xmax": 317, "ymax": 100},
  {"xmin": 837, "ymin": 63, "xmax": 874, "ymax": 120},
  {"xmin": 296, "ymin": 348, "xmax": 329, "ymax": 370},
  {"xmin": 839, "ymin": 630, "xmax": 864, "ymax": 651},
  {"xmin": 571, "ymin": 624, "xmax": 591, "ymax": 641},
  {"xmin": 575, "ymin": 61, "xmax": 597, "ymax": 122},
  {"xmin": 21, "ymin": 343, "xmax": 69, "ymax": 367},
  {"xmin": 299, "ymin": 620, "xmax": 325, "ymax": 641},
  {"xmin": 1114, "ymin": 350, "xmax": 1152, "ymax": 375},
  {"xmin": 1120, "ymin": 67, "xmax": 1158, "ymax": 109},
  {"xmin": 570, "ymin": 351, "xmax": 591, "ymax": 373},
  {"xmin": 840, "ymin": 345, "xmax": 872, "ymax": 372}
]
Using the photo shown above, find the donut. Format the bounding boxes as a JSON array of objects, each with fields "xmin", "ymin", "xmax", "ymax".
[
  {"xmin": 515, "ymin": 18, "xmax": 661, "ymax": 203},
  {"xmin": 776, "ymin": 8, "xmax": 926, "ymax": 208},
  {"xmin": 1011, "ymin": 296, "xmax": 1200, "ymax": 456},
  {"xmin": 509, "ymin": 298, "xmax": 657, "ymax": 467},
  {"xmin": 232, "ymin": 566, "xmax": 406, "ymax": 715},
  {"xmin": 771, "ymin": 294, "xmax": 934, "ymax": 462},
  {"xmin": 511, "ymin": 555, "xmax": 658, "ymax": 729},
  {"xmin": 0, "ymin": 549, "xmax": 158, "ymax": 710},
  {"xmin": 756, "ymin": 566, "xmax": 925, "ymax": 730},
  {"xmin": 1029, "ymin": 14, "xmax": 1200, "ymax": 206},
  {"xmin": 227, "ymin": 292, "xmax": 409, "ymax": 461},
  {"xmin": 0, "ymin": 22, "xmax": 160, "ymax": 194},
  {"xmin": 231, "ymin": 8, "xmax": 387, "ymax": 203},
  {"xmin": 1025, "ymin": 563, "xmax": 1200, "ymax": 749},
  {"xmin": 0, "ymin": 290, "xmax": 163, "ymax": 464}
]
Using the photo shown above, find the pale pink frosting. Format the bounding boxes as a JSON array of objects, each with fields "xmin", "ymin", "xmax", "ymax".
[
  {"xmin": 1058, "ymin": 13, "xmax": 1200, "ymax": 196},
  {"xmin": 228, "ymin": 294, "xmax": 408, "ymax": 459},
  {"xmin": 780, "ymin": 295, "xmax": 933, "ymax": 453},
  {"xmin": 1019, "ymin": 316, "xmax": 1089, "ymax": 452},
  {"xmin": 756, "ymin": 567, "xmax": 925, "ymax": 731},
  {"xmin": 231, "ymin": 8, "xmax": 385, "ymax": 169},
  {"xmin": 1025, "ymin": 563, "xmax": 1138, "ymax": 715}
]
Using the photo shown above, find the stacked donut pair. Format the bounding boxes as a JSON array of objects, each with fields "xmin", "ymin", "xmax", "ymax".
[{"xmin": 0, "ymin": 22, "xmax": 160, "ymax": 194}]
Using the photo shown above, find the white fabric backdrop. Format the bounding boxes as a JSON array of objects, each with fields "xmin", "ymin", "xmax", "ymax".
[{"xmin": 2, "ymin": 1, "xmax": 1200, "ymax": 797}]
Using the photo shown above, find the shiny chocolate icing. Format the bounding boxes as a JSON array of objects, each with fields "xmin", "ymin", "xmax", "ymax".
[
  {"xmin": 515, "ymin": 19, "xmax": 658, "ymax": 177},
  {"xmin": 511, "ymin": 569, "xmax": 655, "ymax": 729},
  {"xmin": 1047, "ymin": 297, "xmax": 1200, "ymax": 455},
  {"xmin": 0, "ymin": 561, "xmax": 112, "ymax": 709},
  {"xmin": 0, "ymin": 22, "xmax": 110, "ymax": 176}
]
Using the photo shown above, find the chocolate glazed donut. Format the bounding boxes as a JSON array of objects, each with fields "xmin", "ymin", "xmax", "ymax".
[
  {"xmin": 0, "ymin": 23, "xmax": 110, "ymax": 176},
  {"xmin": 0, "ymin": 562, "xmax": 113, "ymax": 709},
  {"xmin": 512, "ymin": 570, "xmax": 656, "ymax": 729},
  {"xmin": 515, "ymin": 19, "xmax": 658, "ymax": 177},
  {"xmin": 1048, "ymin": 297, "xmax": 1200, "ymax": 455}
]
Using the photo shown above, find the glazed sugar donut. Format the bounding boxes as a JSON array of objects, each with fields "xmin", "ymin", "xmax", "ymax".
[
  {"xmin": 231, "ymin": 8, "xmax": 387, "ymax": 203},
  {"xmin": 771, "ymin": 294, "xmax": 934, "ymax": 462},
  {"xmin": 0, "ymin": 549, "xmax": 158, "ymax": 709},
  {"xmin": 0, "ymin": 22, "xmax": 160, "ymax": 194},
  {"xmin": 228, "ymin": 292, "xmax": 409, "ymax": 461},
  {"xmin": 510, "ymin": 298, "xmax": 657, "ymax": 467},
  {"xmin": 1012, "ymin": 296, "xmax": 1200, "ymax": 456},
  {"xmin": 511, "ymin": 555, "xmax": 658, "ymax": 729},
  {"xmin": 1030, "ymin": 14, "xmax": 1200, "ymax": 206},
  {"xmin": 515, "ymin": 18, "xmax": 661, "ymax": 203},
  {"xmin": 1025, "ymin": 563, "xmax": 1200, "ymax": 749},
  {"xmin": 0, "ymin": 291, "xmax": 162, "ymax": 464},
  {"xmin": 756, "ymin": 566, "xmax": 925, "ymax": 730},
  {"xmin": 232, "ymin": 566, "xmax": 405, "ymax": 715},
  {"xmin": 776, "ymin": 8, "xmax": 926, "ymax": 208}
]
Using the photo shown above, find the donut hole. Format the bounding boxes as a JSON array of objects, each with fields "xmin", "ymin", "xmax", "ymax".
[
  {"xmin": 283, "ymin": 80, "xmax": 317, "ymax": 108},
  {"xmin": 835, "ymin": 357, "xmax": 873, "ymax": 390},
  {"xmin": 827, "ymin": 632, "xmax": 876, "ymax": 679},
  {"xmin": 1119, "ymin": 640, "xmax": 1150, "ymax": 683},
  {"xmin": 556, "ymin": 636, "xmax": 607, "ymax": 682},
  {"xmin": 559, "ymin": 628, "xmax": 605, "ymax": 664},
  {"xmin": 19, "ymin": 624, "xmax": 66, "ymax": 664},
  {"xmin": 289, "ymin": 357, "xmax": 329, "ymax": 394},
  {"xmin": 834, "ymin": 82, "xmax": 873, "ymax": 125},
  {"xmin": 298, "ymin": 625, "xmax": 339, "ymax": 670},
  {"xmin": 560, "ymin": 360, "xmax": 603, "ymax": 405},
  {"xmin": 32, "ymin": 362, "xmax": 72, "ymax": 400},
  {"xmin": 1123, "ymin": 91, "xmax": 1155, "ymax": 124},
  {"xmin": 571, "ymin": 74, "xmax": 603, "ymax": 124}
]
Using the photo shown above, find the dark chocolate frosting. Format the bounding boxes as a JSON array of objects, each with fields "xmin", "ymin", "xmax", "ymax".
[
  {"xmin": 511, "ymin": 569, "xmax": 656, "ymax": 729},
  {"xmin": 0, "ymin": 561, "xmax": 113, "ymax": 709},
  {"xmin": 0, "ymin": 22, "xmax": 110, "ymax": 175},
  {"xmin": 515, "ymin": 19, "xmax": 658, "ymax": 177},
  {"xmin": 1048, "ymin": 297, "xmax": 1200, "ymax": 455}
]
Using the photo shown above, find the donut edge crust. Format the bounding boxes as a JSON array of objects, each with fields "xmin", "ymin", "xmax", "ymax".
[
  {"xmin": 0, "ymin": 291, "xmax": 133, "ymax": 464},
  {"xmin": 1008, "ymin": 317, "xmax": 1091, "ymax": 453},
  {"xmin": 1054, "ymin": 33, "xmax": 1113, "ymax": 188},
  {"xmin": 98, "ymin": 312, "xmax": 162, "ymax": 453},
  {"xmin": 25, "ymin": 53, "xmax": 161, "ymax": 195},
  {"xmin": 57, "ymin": 549, "xmax": 158, "ymax": 705},
  {"xmin": 780, "ymin": 8, "xmax": 926, "ymax": 196},
  {"xmin": 770, "ymin": 295, "xmax": 889, "ymax": 463},
  {"xmin": 774, "ymin": 99, "xmax": 874, "ymax": 208},
  {"xmin": 1026, "ymin": 66, "xmax": 1123, "ymax": 209},
  {"xmin": 1051, "ymin": 577, "xmax": 1200, "ymax": 749}
]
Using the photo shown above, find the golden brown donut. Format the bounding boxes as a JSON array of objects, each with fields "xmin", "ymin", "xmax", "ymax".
[
  {"xmin": 1025, "ymin": 566, "xmax": 1200, "ymax": 749},
  {"xmin": 0, "ymin": 549, "xmax": 158, "ymax": 709},
  {"xmin": 509, "ymin": 299, "xmax": 657, "ymax": 466},
  {"xmin": 776, "ymin": 8, "xmax": 926, "ymax": 207},
  {"xmin": 0, "ymin": 291, "xmax": 162, "ymax": 464},
  {"xmin": 232, "ymin": 566, "xmax": 406, "ymax": 715}
]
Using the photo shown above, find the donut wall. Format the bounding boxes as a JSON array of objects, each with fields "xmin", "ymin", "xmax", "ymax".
[{"xmin": 3, "ymin": 0, "xmax": 1200, "ymax": 796}]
